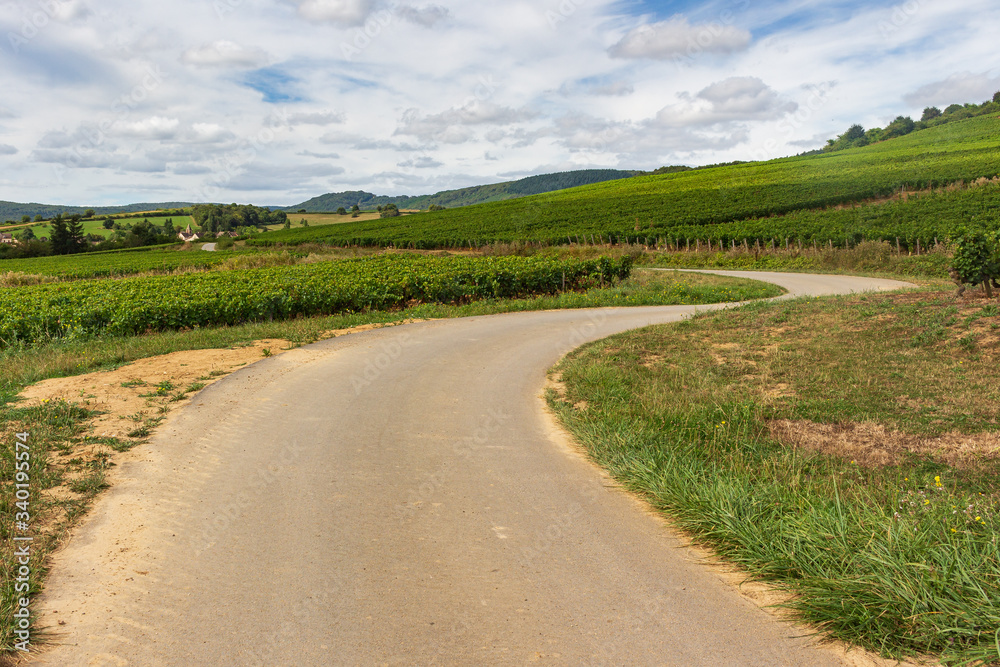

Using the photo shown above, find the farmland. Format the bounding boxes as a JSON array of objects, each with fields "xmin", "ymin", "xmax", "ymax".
[
  {"xmin": 0, "ymin": 246, "xmax": 240, "ymax": 280},
  {"xmin": 251, "ymin": 115, "xmax": 1000, "ymax": 250},
  {"xmin": 0, "ymin": 254, "xmax": 633, "ymax": 347},
  {"xmin": 0, "ymin": 215, "xmax": 195, "ymax": 241}
]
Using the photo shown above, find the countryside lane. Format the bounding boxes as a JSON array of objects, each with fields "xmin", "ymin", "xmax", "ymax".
[{"xmin": 33, "ymin": 272, "xmax": 913, "ymax": 666}]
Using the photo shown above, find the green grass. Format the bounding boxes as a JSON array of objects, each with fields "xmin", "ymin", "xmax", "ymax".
[
  {"xmin": 549, "ymin": 289, "xmax": 1000, "ymax": 664},
  {"xmin": 7, "ymin": 215, "xmax": 195, "ymax": 240},
  {"xmin": 251, "ymin": 116, "xmax": 1000, "ymax": 250}
]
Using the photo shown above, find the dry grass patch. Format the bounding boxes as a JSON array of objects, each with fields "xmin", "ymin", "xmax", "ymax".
[{"xmin": 769, "ymin": 419, "xmax": 1000, "ymax": 470}]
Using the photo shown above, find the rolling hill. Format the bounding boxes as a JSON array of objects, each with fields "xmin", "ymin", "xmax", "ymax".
[
  {"xmin": 251, "ymin": 115, "xmax": 1000, "ymax": 251},
  {"xmin": 284, "ymin": 169, "xmax": 640, "ymax": 212},
  {"xmin": 0, "ymin": 201, "xmax": 198, "ymax": 223}
]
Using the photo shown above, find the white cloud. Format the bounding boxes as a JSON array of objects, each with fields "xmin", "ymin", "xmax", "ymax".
[
  {"xmin": 186, "ymin": 124, "xmax": 235, "ymax": 144},
  {"xmin": 903, "ymin": 71, "xmax": 1000, "ymax": 107},
  {"xmin": 116, "ymin": 117, "xmax": 180, "ymax": 140},
  {"xmin": 609, "ymin": 17, "xmax": 751, "ymax": 60},
  {"xmin": 0, "ymin": 144, "xmax": 17, "ymax": 155},
  {"xmin": 656, "ymin": 77, "xmax": 797, "ymax": 127},
  {"xmin": 299, "ymin": 150, "xmax": 342, "ymax": 159},
  {"xmin": 285, "ymin": 110, "xmax": 346, "ymax": 126},
  {"xmin": 398, "ymin": 156, "xmax": 443, "ymax": 168},
  {"xmin": 559, "ymin": 79, "xmax": 634, "ymax": 97},
  {"xmin": 181, "ymin": 41, "xmax": 270, "ymax": 69},
  {"xmin": 395, "ymin": 102, "xmax": 537, "ymax": 144},
  {"xmin": 50, "ymin": 0, "xmax": 92, "ymax": 22},
  {"xmin": 295, "ymin": 0, "xmax": 378, "ymax": 25},
  {"xmin": 397, "ymin": 5, "xmax": 449, "ymax": 27}
]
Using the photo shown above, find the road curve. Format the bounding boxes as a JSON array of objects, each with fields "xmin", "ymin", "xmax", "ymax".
[{"xmin": 33, "ymin": 272, "xmax": 913, "ymax": 666}]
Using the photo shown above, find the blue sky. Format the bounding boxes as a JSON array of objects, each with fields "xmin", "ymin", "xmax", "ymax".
[{"xmin": 0, "ymin": 0, "xmax": 997, "ymax": 206}]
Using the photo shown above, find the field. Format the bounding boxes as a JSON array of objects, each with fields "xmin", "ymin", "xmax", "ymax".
[
  {"xmin": 0, "ymin": 254, "xmax": 633, "ymax": 347},
  {"xmin": 1, "ymin": 215, "xmax": 195, "ymax": 240},
  {"xmin": 0, "ymin": 246, "xmax": 242, "ymax": 280},
  {"xmin": 261, "ymin": 211, "xmax": 397, "ymax": 230},
  {"xmin": 251, "ymin": 115, "xmax": 1000, "ymax": 250}
]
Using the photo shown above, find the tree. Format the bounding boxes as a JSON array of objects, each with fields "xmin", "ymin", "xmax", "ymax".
[
  {"xmin": 103, "ymin": 217, "xmax": 115, "ymax": 230},
  {"xmin": 994, "ymin": 91, "xmax": 1000, "ymax": 104},
  {"xmin": 337, "ymin": 207, "xmax": 347, "ymax": 215},
  {"xmin": 21, "ymin": 215, "xmax": 30, "ymax": 224},
  {"xmin": 380, "ymin": 203, "xmax": 401, "ymax": 218},
  {"xmin": 883, "ymin": 115, "xmax": 915, "ymax": 140},
  {"xmin": 84, "ymin": 209, "xmax": 95, "ymax": 219},
  {"xmin": 15, "ymin": 227, "xmax": 35, "ymax": 242},
  {"xmin": 283, "ymin": 219, "xmax": 291, "ymax": 230},
  {"xmin": 66, "ymin": 215, "xmax": 86, "ymax": 251},
  {"xmin": 49, "ymin": 215, "xmax": 71, "ymax": 255},
  {"xmin": 921, "ymin": 106, "xmax": 942, "ymax": 121},
  {"xmin": 34, "ymin": 214, "xmax": 43, "ymax": 222},
  {"xmin": 843, "ymin": 124, "xmax": 865, "ymax": 142},
  {"xmin": 352, "ymin": 204, "xmax": 360, "ymax": 213},
  {"xmin": 428, "ymin": 204, "xmax": 446, "ymax": 212}
]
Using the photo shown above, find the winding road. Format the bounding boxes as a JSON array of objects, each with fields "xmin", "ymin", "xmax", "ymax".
[{"xmin": 33, "ymin": 271, "xmax": 913, "ymax": 666}]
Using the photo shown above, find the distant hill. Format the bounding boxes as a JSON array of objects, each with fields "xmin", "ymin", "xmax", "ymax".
[
  {"xmin": 0, "ymin": 201, "xmax": 196, "ymax": 223},
  {"xmin": 286, "ymin": 169, "xmax": 640, "ymax": 212},
  {"xmin": 252, "ymin": 115, "xmax": 1000, "ymax": 251}
]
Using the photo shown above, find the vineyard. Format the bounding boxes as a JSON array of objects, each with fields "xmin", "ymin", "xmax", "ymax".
[
  {"xmin": 250, "ymin": 116, "xmax": 1000, "ymax": 250},
  {"xmin": 0, "ymin": 247, "xmax": 242, "ymax": 279},
  {"xmin": 0, "ymin": 254, "xmax": 632, "ymax": 347}
]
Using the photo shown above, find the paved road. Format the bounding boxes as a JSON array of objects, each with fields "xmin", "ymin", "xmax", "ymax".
[{"xmin": 33, "ymin": 272, "xmax": 913, "ymax": 666}]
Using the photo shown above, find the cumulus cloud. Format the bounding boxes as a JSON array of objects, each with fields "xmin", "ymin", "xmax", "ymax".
[
  {"xmin": 903, "ymin": 71, "xmax": 1000, "ymax": 107},
  {"xmin": 295, "ymin": 0, "xmax": 378, "ymax": 25},
  {"xmin": 656, "ymin": 77, "xmax": 797, "ymax": 127},
  {"xmin": 116, "ymin": 117, "xmax": 180, "ymax": 140},
  {"xmin": 50, "ymin": 0, "xmax": 92, "ymax": 22},
  {"xmin": 0, "ymin": 144, "xmax": 17, "ymax": 155},
  {"xmin": 398, "ymin": 156, "xmax": 443, "ymax": 168},
  {"xmin": 186, "ymin": 123, "xmax": 235, "ymax": 144},
  {"xmin": 181, "ymin": 41, "xmax": 270, "ymax": 69},
  {"xmin": 395, "ymin": 102, "xmax": 537, "ymax": 144},
  {"xmin": 396, "ymin": 4, "xmax": 449, "ymax": 27},
  {"xmin": 609, "ymin": 17, "xmax": 751, "ymax": 60}
]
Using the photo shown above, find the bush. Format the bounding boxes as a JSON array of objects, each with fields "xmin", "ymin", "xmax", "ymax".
[{"xmin": 950, "ymin": 230, "xmax": 1000, "ymax": 296}]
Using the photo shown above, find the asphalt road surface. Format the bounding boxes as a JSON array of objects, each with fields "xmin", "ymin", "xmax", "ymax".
[{"xmin": 33, "ymin": 272, "xmax": 913, "ymax": 666}]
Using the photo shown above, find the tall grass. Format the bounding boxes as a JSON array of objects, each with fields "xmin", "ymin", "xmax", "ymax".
[{"xmin": 550, "ymin": 292, "xmax": 1000, "ymax": 664}]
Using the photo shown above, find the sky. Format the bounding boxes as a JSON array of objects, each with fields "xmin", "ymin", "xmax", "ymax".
[{"xmin": 0, "ymin": 0, "xmax": 997, "ymax": 207}]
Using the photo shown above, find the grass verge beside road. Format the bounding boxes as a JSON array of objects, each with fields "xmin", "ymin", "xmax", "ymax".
[
  {"xmin": 549, "ymin": 288, "xmax": 1000, "ymax": 664},
  {"xmin": 0, "ymin": 269, "xmax": 779, "ymax": 654}
]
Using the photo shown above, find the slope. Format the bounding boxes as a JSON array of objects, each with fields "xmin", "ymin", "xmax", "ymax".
[
  {"xmin": 252, "ymin": 115, "xmax": 1000, "ymax": 250},
  {"xmin": 284, "ymin": 169, "xmax": 639, "ymax": 212}
]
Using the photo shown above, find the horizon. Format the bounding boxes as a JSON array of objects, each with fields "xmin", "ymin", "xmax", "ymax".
[{"xmin": 1, "ymin": 0, "xmax": 997, "ymax": 207}]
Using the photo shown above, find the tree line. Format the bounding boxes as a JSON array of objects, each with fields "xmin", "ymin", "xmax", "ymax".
[{"xmin": 826, "ymin": 92, "xmax": 1000, "ymax": 152}]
